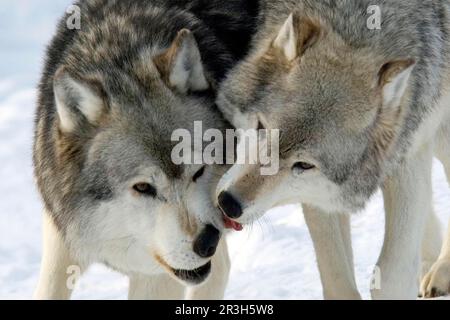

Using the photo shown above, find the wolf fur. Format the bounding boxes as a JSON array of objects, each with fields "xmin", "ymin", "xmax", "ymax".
[
  {"xmin": 33, "ymin": 0, "xmax": 258, "ymax": 299},
  {"xmin": 216, "ymin": 0, "xmax": 450, "ymax": 299}
]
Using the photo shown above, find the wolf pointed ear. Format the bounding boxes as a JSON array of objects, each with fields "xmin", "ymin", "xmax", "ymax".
[
  {"xmin": 378, "ymin": 59, "xmax": 416, "ymax": 108},
  {"xmin": 272, "ymin": 13, "xmax": 321, "ymax": 61},
  {"xmin": 154, "ymin": 29, "xmax": 209, "ymax": 93},
  {"xmin": 53, "ymin": 67, "xmax": 105, "ymax": 133}
]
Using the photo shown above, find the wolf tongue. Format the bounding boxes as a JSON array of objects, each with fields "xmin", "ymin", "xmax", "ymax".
[{"xmin": 223, "ymin": 216, "xmax": 243, "ymax": 231}]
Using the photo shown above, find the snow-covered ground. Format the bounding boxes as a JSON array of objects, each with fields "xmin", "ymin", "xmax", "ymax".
[{"xmin": 0, "ymin": 1, "xmax": 449, "ymax": 300}]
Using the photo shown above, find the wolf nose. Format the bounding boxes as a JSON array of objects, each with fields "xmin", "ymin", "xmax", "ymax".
[
  {"xmin": 218, "ymin": 191, "xmax": 242, "ymax": 219},
  {"xmin": 193, "ymin": 225, "xmax": 220, "ymax": 258}
]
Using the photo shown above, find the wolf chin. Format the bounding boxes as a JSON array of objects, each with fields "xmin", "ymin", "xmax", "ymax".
[
  {"xmin": 216, "ymin": 0, "xmax": 450, "ymax": 299},
  {"xmin": 33, "ymin": 0, "xmax": 258, "ymax": 299}
]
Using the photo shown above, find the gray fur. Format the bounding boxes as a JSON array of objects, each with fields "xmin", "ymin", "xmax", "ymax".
[{"xmin": 218, "ymin": 0, "xmax": 450, "ymax": 212}]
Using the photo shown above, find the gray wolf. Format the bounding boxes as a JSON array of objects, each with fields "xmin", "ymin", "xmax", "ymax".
[
  {"xmin": 216, "ymin": 0, "xmax": 450, "ymax": 299},
  {"xmin": 33, "ymin": 0, "xmax": 258, "ymax": 299}
]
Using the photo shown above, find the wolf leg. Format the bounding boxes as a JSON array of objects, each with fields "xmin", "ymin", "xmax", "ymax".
[
  {"xmin": 186, "ymin": 239, "xmax": 230, "ymax": 300},
  {"xmin": 128, "ymin": 273, "xmax": 185, "ymax": 300},
  {"xmin": 420, "ymin": 208, "xmax": 442, "ymax": 280},
  {"xmin": 34, "ymin": 211, "xmax": 82, "ymax": 300},
  {"xmin": 372, "ymin": 145, "xmax": 433, "ymax": 299},
  {"xmin": 420, "ymin": 124, "xmax": 450, "ymax": 298},
  {"xmin": 303, "ymin": 206, "xmax": 361, "ymax": 300}
]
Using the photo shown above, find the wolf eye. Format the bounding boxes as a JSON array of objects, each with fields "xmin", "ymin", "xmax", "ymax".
[
  {"xmin": 292, "ymin": 162, "xmax": 316, "ymax": 174},
  {"xmin": 193, "ymin": 166, "xmax": 206, "ymax": 182},
  {"xmin": 133, "ymin": 183, "xmax": 157, "ymax": 197}
]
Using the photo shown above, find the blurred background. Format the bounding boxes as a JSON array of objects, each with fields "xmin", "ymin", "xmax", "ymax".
[{"xmin": 0, "ymin": 0, "xmax": 448, "ymax": 300}]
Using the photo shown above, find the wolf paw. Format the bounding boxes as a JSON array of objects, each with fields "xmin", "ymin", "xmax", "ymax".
[{"xmin": 420, "ymin": 258, "xmax": 450, "ymax": 298}]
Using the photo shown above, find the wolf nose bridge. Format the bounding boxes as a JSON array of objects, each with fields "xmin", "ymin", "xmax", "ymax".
[
  {"xmin": 193, "ymin": 224, "xmax": 220, "ymax": 258},
  {"xmin": 218, "ymin": 191, "xmax": 242, "ymax": 219}
]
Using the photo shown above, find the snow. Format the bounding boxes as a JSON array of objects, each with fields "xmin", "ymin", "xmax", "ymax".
[{"xmin": 0, "ymin": 1, "xmax": 449, "ymax": 300}]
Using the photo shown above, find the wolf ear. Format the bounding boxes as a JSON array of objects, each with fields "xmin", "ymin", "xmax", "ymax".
[
  {"xmin": 155, "ymin": 29, "xmax": 209, "ymax": 94},
  {"xmin": 378, "ymin": 60, "xmax": 416, "ymax": 108},
  {"xmin": 53, "ymin": 68, "xmax": 105, "ymax": 133},
  {"xmin": 272, "ymin": 13, "xmax": 321, "ymax": 61}
]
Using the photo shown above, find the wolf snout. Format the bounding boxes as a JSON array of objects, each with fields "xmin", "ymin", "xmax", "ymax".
[
  {"xmin": 193, "ymin": 224, "xmax": 220, "ymax": 258},
  {"xmin": 218, "ymin": 191, "xmax": 242, "ymax": 219}
]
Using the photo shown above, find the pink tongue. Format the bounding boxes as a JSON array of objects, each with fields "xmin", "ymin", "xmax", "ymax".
[{"xmin": 223, "ymin": 216, "xmax": 243, "ymax": 231}]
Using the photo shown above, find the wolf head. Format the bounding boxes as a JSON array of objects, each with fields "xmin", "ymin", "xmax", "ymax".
[
  {"xmin": 49, "ymin": 30, "xmax": 228, "ymax": 285},
  {"xmin": 216, "ymin": 13, "xmax": 416, "ymax": 223}
]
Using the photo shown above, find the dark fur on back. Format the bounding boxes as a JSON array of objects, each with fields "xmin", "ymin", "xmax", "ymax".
[{"xmin": 34, "ymin": 0, "xmax": 259, "ymax": 232}]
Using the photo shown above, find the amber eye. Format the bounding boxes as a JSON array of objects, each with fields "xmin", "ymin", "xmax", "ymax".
[
  {"xmin": 292, "ymin": 162, "xmax": 316, "ymax": 174},
  {"xmin": 193, "ymin": 166, "xmax": 206, "ymax": 182},
  {"xmin": 133, "ymin": 183, "xmax": 157, "ymax": 197}
]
